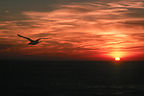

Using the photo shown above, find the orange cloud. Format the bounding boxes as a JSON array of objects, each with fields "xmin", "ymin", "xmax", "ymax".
[{"xmin": 1, "ymin": 1, "xmax": 144, "ymax": 60}]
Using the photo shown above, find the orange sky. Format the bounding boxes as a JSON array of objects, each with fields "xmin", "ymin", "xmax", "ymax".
[{"xmin": 0, "ymin": 0, "xmax": 144, "ymax": 61}]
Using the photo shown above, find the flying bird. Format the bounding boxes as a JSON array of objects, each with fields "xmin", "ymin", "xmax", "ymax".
[{"xmin": 17, "ymin": 34, "xmax": 49, "ymax": 45}]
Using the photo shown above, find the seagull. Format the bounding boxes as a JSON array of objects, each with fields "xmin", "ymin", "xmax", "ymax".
[{"xmin": 17, "ymin": 34, "xmax": 49, "ymax": 45}]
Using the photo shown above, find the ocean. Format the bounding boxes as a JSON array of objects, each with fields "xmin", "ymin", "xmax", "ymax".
[{"xmin": 1, "ymin": 60, "xmax": 144, "ymax": 95}]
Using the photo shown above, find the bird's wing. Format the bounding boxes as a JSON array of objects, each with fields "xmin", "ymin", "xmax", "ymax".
[
  {"xmin": 35, "ymin": 38, "xmax": 41, "ymax": 41},
  {"xmin": 17, "ymin": 34, "xmax": 33, "ymax": 42},
  {"xmin": 36, "ymin": 38, "xmax": 49, "ymax": 41}
]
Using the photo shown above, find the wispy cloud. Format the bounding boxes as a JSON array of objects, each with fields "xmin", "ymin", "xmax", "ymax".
[
  {"xmin": 108, "ymin": 0, "xmax": 144, "ymax": 9},
  {"xmin": 1, "ymin": 0, "xmax": 144, "ymax": 60}
]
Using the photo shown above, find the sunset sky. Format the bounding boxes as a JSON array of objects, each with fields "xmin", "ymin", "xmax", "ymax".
[{"xmin": 1, "ymin": 0, "xmax": 144, "ymax": 61}]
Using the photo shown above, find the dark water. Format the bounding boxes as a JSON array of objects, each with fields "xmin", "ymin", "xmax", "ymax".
[{"xmin": 1, "ymin": 60, "xmax": 144, "ymax": 95}]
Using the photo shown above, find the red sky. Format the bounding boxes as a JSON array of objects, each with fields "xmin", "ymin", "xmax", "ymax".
[{"xmin": 0, "ymin": 0, "xmax": 144, "ymax": 61}]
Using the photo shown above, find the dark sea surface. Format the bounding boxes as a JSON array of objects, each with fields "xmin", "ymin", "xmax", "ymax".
[{"xmin": 1, "ymin": 60, "xmax": 144, "ymax": 96}]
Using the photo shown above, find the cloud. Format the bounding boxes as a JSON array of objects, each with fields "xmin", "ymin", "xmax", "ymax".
[
  {"xmin": 1, "ymin": 0, "xmax": 144, "ymax": 60},
  {"xmin": 108, "ymin": 0, "xmax": 144, "ymax": 9}
]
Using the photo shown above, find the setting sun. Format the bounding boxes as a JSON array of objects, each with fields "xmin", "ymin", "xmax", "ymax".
[{"xmin": 115, "ymin": 57, "xmax": 120, "ymax": 61}]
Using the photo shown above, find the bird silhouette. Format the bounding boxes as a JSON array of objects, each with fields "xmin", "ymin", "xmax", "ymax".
[{"xmin": 17, "ymin": 34, "xmax": 49, "ymax": 45}]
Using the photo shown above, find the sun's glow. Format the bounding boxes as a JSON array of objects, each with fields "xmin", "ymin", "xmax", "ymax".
[
  {"xmin": 115, "ymin": 57, "xmax": 120, "ymax": 61},
  {"xmin": 109, "ymin": 51, "xmax": 126, "ymax": 58},
  {"xmin": 108, "ymin": 51, "xmax": 126, "ymax": 61}
]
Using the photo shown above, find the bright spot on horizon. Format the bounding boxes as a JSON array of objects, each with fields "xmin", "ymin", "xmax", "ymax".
[{"xmin": 115, "ymin": 57, "xmax": 120, "ymax": 61}]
